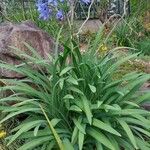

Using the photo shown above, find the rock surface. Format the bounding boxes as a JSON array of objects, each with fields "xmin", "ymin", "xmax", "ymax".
[
  {"xmin": 0, "ymin": 21, "xmax": 62, "ymax": 78},
  {"xmin": 75, "ymin": 19, "xmax": 102, "ymax": 34}
]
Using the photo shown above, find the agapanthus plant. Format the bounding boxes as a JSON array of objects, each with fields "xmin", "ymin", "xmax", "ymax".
[
  {"xmin": 37, "ymin": 0, "xmax": 91, "ymax": 20},
  {"xmin": 1, "ymin": 42, "xmax": 150, "ymax": 150}
]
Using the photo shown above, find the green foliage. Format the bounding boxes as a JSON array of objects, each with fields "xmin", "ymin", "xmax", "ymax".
[
  {"xmin": 114, "ymin": 16, "xmax": 150, "ymax": 56},
  {"xmin": 136, "ymin": 38, "xmax": 150, "ymax": 55},
  {"xmin": 114, "ymin": 18, "xmax": 142, "ymax": 47},
  {"xmin": 115, "ymin": 22, "xmax": 133, "ymax": 47},
  {"xmin": 113, "ymin": 0, "xmax": 150, "ymax": 56},
  {"xmin": 130, "ymin": 0, "xmax": 150, "ymax": 16},
  {"xmin": 0, "ymin": 42, "xmax": 150, "ymax": 150}
]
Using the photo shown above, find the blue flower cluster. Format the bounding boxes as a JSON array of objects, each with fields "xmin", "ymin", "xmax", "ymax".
[
  {"xmin": 81, "ymin": 0, "xmax": 91, "ymax": 5},
  {"xmin": 37, "ymin": 0, "xmax": 91, "ymax": 20},
  {"xmin": 37, "ymin": 0, "xmax": 64, "ymax": 20}
]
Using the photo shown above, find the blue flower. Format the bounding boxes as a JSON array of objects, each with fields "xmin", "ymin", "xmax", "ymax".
[
  {"xmin": 80, "ymin": 0, "xmax": 91, "ymax": 5},
  {"xmin": 48, "ymin": 0, "xmax": 58, "ymax": 7},
  {"xmin": 36, "ymin": 0, "xmax": 91, "ymax": 21},
  {"xmin": 56, "ymin": 10, "xmax": 64, "ymax": 21},
  {"xmin": 37, "ymin": 1, "xmax": 52, "ymax": 20}
]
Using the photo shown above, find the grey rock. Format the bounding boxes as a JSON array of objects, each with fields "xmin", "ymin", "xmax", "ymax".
[{"xmin": 0, "ymin": 20, "xmax": 63, "ymax": 78}]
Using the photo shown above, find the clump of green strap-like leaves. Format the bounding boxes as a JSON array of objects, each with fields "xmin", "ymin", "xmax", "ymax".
[{"xmin": 0, "ymin": 42, "xmax": 150, "ymax": 150}]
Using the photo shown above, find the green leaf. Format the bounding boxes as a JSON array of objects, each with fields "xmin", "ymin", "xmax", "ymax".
[
  {"xmin": 104, "ymin": 104, "xmax": 121, "ymax": 112},
  {"xmin": 7, "ymin": 120, "xmax": 45, "ymax": 145},
  {"xmin": 104, "ymin": 53, "xmax": 138, "ymax": 77},
  {"xmin": 73, "ymin": 118, "xmax": 86, "ymax": 134},
  {"xmin": 18, "ymin": 136, "xmax": 52, "ymax": 150},
  {"xmin": 112, "ymin": 109, "xmax": 150, "ymax": 116},
  {"xmin": 87, "ymin": 128, "xmax": 115, "ymax": 150},
  {"xmin": 88, "ymin": 84, "xmax": 96, "ymax": 93},
  {"xmin": 69, "ymin": 87, "xmax": 83, "ymax": 95},
  {"xmin": 51, "ymin": 118, "xmax": 61, "ymax": 127},
  {"xmin": 135, "ymin": 137, "xmax": 150, "ymax": 150},
  {"xmin": 131, "ymin": 126, "xmax": 150, "ymax": 137},
  {"xmin": 71, "ymin": 126, "xmax": 78, "ymax": 144},
  {"xmin": 46, "ymin": 141, "xmax": 55, "ymax": 150},
  {"xmin": 40, "ymin": 105, "xmax": 64, "ymax": 150},
  {"xmin": 97, "ymin": 101, "xmax": 103, "ymax": 107},
  {"xmin": 117, "ymin": 138, "xmax": 134, "ymax": 150},
  {"xmin": 119, "ymin": 75, "xmax": 150, "ymax": 103},
  {"xmin": 91, "ymin": 101, "xmax": 103, "ymax": 110},
  {"xmin": 131, "ymin": 114, "xmax": 150, "ymax": 126},
  {"xmin": 41, "ymin": 142, "xmax": 48, "ymax": 150},
  {"xmin": 63, "ymin": 138, "xmax": 74, "ymax": 150},
  {"xmin": 69, "ymin": 105, "xmax": 82, "ymax": 112},
  {"xmin": 108, "ymin": 135, "xmax": 120, "ymax": 150},
  {"xmin": 63, "ymin": 94, "xmax": 74, "ymax": 99},
  {"xmin": 117, "ymin": 119, "xmax": 138, "ymax": 149},
  {"xmin": 78, "ymin": 124, "xmax": 86, "ymax": 150},
  {"xmin": 123, "ymin": 101, "xmax": 139, "ymax": 108},
  {"xmin": 23, "ymin": 42, "xmax": 42, "ymax": 59},
  {"xmin": 18, "ymin": 129, "xmax": 69, "ymax": 139},
  {"xmin": 93, "ymin": 118, "xmax": 121, "ymax": 136},
  {"xmin": 60, "ymin": 67, "xmax": 73, "ymax": 76},
  {"xmin": 81, "ymin": 96, "xmax": 93, "ymax": 125},
  {"xmin": 59, "ymin": 78, "xmax": 65, "ymax": 89},
  {"xmin": 137, "ymin": 92, "xmax": 150, "ymax": 104},
  {"xmin": 122, "ymin": 117, "xmax": 150, "ymax": 129},
  {"xmin": 72, "ymin": 40, "xmax": 82, "ymax": 62},
  {"xmin": 67, "ymin": 77, "xmax": 78, "ymax": 85},
  {"xmin": 0, "ymin": 108, "xmax": 40, "ymax": 124},
  {"xmin": 96, "ymin": 142, "xmax": 104, "ymax": 150},
  {"xmin": 34, "ymin": 125, "xmax": 40, "ymax": 136},
  {"xmin": 55, "ymin": 26, "xmax": 63, "ymax": 59}
]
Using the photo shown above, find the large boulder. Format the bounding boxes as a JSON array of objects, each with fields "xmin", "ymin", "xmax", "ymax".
[{"xmin": 0, "ymin": 21, "xmax": 63, "ymax": 78}]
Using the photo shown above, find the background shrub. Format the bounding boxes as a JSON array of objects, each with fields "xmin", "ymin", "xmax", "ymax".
[{"xmin": 136, "ymin": 38, "xmax": 150, "ymax": 55}]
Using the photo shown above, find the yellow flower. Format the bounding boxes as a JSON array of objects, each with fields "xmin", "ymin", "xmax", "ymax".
[
  {"xmin": 0, "ymin": 130, "xmax": 6, "ymax": 138},
  {"xmin": 99, "ymin": 44, "xmax": 108, "ymax": 52}
]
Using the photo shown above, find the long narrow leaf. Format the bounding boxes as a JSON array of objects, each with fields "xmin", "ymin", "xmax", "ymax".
[{"xmin": 40, "ymin": 105, "xmax": 64, "ymax": 150}]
